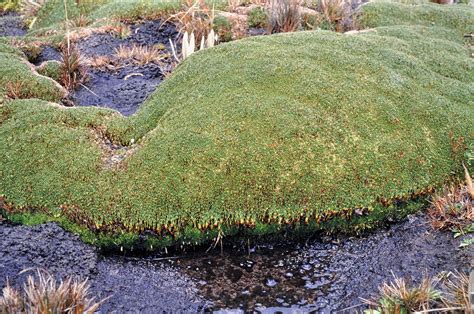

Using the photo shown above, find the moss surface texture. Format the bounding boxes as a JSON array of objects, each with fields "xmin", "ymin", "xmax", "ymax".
[{"xmin": 0, "ymin": 1, "xmax": 473, "ymax": 249}]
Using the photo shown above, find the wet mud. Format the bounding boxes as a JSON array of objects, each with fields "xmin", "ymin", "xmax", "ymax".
[
  {"xmin": 32, "ymin": 46, "xmax": 62, "ymax": 65},
  {"xmin": 72, "ymin": 20, "xmax": 178, "ymax": 116},
  {"xmin": 72, "ymin": 63, "xmax": 164, "ymax": 116},
  {"xmin": 175, "ymin": 213, "xmax": 472, "ymax": 312},
  {"xmin": 0, "ymin": 15, "xmax": 178, "ymax": 116},
  {"xmin": 0, "ymin": 222, "xmax": 206, "ymax": 312},
  {"xmin": 1, "ymin": 214, "xmax": 471, "ymax": 312},
  {"xmin": 78, "ymin": 20, "xmax": 178, "ymax": 58},
  {"xmin": 0, "ymin": 12, "xmax": 26, "ymax": 37}
]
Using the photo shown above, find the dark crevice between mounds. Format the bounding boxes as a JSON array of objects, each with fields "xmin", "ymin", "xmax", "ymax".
[
  {"xmin": 73, "ymin": 63, "xmax": 165, "ymax": 117},
  {"xmin": 88, "ymin": 127, "xmax": 137, "ymax": 169},
  {"xmin": 0, "ymin": 11, "xmax": 27, "ymax": 37},
  {"xmin": 31, "ymin": 45, "xmax": 62, "ymax": 65},
  {"xmin": 22, "ymin": 19, "xmax": 178, "ymax": 116},
  {"xmin": 71, "ymin": 20, "xmax": 179, "ymax": 116}
]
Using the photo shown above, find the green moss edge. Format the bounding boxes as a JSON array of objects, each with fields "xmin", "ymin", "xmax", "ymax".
[{"xmin": 1, "ymin": 196, "xmax": 426, "ymax": 252}]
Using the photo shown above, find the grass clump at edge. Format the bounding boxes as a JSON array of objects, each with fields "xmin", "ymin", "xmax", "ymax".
[
  {"xmin": 0, "ymin": 2, "xmax": 473, "ymax": 249},
  {"xmin": 0, "ymin": 52, "xmax": 65, "ymax": 101}
]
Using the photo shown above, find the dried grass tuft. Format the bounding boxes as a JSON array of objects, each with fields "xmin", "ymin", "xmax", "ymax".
[
  {"xmin": 113, "ymin": 44, "xmax": 168, "ymax": 65},
  {"xmin": 0, "ymin": 269, "xmax": 106, "ymax": 314},
  {"xmin": 440, "ymin": 271, "xmax": 472, "ymax": 313},
  {"xmin": 363, "ymin": 274, "xmax": 442, "ymax": 313},
  {"xmin": 428, "ymin": 173, "xmax": 474, "ymax": 233},
  {"xmin": 59, "ymin": 43, "xmax": 88, "ymax": 91},
  {"xmin": 319, "ymin": 0, "xmax": 352, "ymax": 31},
  {"xmin": 68, "ymin": 14, "xmax": 91, "ymax": 28},
  {"xmin": 266, "ymin": 0, "xmax": 301, "ymax": 33},
  {"xmin": 5, "ymin": 81, "xmax": 38, "ymax": 100},
  {"xmin": 166, "ymin": 0, "xmax": 215, "ymax": 45}
]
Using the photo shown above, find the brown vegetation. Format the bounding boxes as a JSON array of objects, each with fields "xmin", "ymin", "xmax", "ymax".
[
  {"xmin": 428, "ymin": 166, "xmax": 474, "ymax": 232},
  {"xmin": 0, "ymin": 269, "xmax": 105, "ymax": 314}
]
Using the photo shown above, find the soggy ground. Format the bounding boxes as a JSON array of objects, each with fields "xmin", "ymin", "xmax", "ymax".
[
  {"xmin": 72, "ymin": 63, "xmax": 165, "ymax": 116},
  {"xmin": 0, "ymin": 221, "xmax": 207, "ymax": 312},
  {"xmin": 1, "ymin": 213, "xmax": 471, "ymax": 312},
  {"xmin": 72, "ymin": 20, "xmax": 178, "ymax": 116},
  {"xmin": 25, "ymin": 19, "xmax": 178, "ymax": 116},
  {"xmin": 0, "ymin": 12, "xmax": 26, "ymax": 37}
]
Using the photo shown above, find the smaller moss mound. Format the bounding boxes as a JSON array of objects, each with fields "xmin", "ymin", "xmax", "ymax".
[
  {"xmin": 88, "ymin": 0, "xmax": 180, "ymax": 20},
  {"xmin": 0, "ymin": 51, "xmax": 65, "ymax": 101},
  {"xmin": 36, "ymin": 60, "xmax": 62, "ymax": 82},
  {"xmin": 32, "ymin": 0, "xmax": 79, "ymax": 30},
  {"xmin": 88, "ymin": 0, "xmax": 229, "ymax": 21},
  {"xmin": 213, "ymin": 15, "xmax": 232, "ymax": 42},
  {"xmin": 248, "ymin": 7, "xmax": 267, "ymax": 28},
  {"xmin": 359, "ymin": 2, "xmax": 473, "ymax": 34}
]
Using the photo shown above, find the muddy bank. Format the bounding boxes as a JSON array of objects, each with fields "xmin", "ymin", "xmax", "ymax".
[
  {"xmin": 1, "ymin": 213, "xmax": 471, "ymax": 312},
  {"xmin": 71, "ymin": 20, "xmax": 178, "ymax": 116},
  {"xmin": 14, "ymin": 19, "xmax": 178, "ymax": 116},
  {"xmin": 72, "ymin": 63, "xmax": 165, "ymax": 116},
  {"xmin": 77, "ymin": 20, "xmax": 178, "ymax": 58},
  {"xmin": 0, "ymin": 12, "xmax": 26, "ymax": 37},
  {"xmin": 0, "ymin": 222, "xmax": 207, "ymax": 312},
  {"xmin": 176, "ymin": 213, "xmax": 472, "ymax": 311}
]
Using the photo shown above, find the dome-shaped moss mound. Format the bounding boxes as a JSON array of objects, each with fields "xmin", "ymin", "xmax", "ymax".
[{"xmin": 0, "ymin": 2, "xmax": 472, "ymax": 248}]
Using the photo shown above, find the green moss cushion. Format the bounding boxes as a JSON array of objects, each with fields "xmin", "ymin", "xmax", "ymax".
[{"xmin": 0, "ymin": 2, "xmax": 472, "ymax": 247}]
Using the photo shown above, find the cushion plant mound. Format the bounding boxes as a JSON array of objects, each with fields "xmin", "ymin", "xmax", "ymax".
[
  {"xmin": 0, "ymin": 50, "xmax": 66, "ymax": 101},
  {"xmin": 31, "ymin": 0, "xmax": 79, "ymax": 30},
  {"xmin": 0, "ymin": 3, "xmax": 473, "ymax": 248},
  {"xmin": 359, "ymin": 1, "xmax": 473, "ymax": 34}
]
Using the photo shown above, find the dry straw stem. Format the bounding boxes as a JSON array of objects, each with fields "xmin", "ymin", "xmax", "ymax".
[
  {"xmin": 440, "ymin": 271, "xmax": 472, "ymax": 313},
  {"xmin": 463, "ymin": 164, "xmax": 474, "ymax": 199},
  {"xmin": 0, "ymin": 269, "xmax": 106, "ymax": 313},
  {"xmin": 165, "ymin": 0, "xmax": 215, "ymax": 44}
]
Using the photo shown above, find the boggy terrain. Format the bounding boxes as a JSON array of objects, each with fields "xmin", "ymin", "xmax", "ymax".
[
  {"xmin": 0, "ymin": 0, "xmax": 473, "ymax": 311},
  {"xmin": 0, "ymin": 213, "xmax": 471, "ymax": 312}
]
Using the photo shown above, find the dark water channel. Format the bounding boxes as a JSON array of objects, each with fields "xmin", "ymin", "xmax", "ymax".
[{"xmin": 1, "ymin": 213, "xmax": 471, "ymax": 312}]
